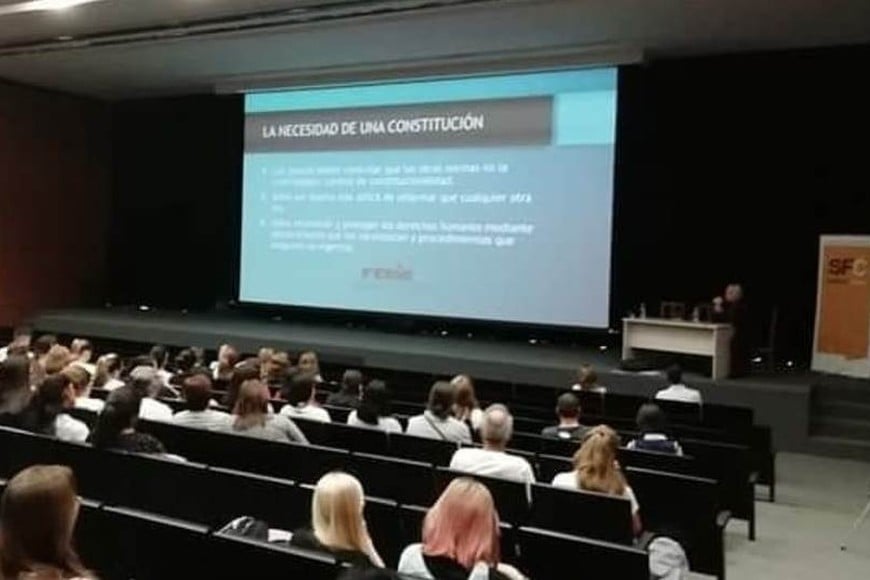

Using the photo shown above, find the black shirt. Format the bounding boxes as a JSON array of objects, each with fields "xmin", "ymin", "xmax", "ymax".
[
  {"xmin": 325, "ymin": 390, "xmax": 361, "ymax": 409},
  {"xmin": 541, "ymin": 424, "xmax": 589, "ymax": 441},
  {"xmin": 113, "ymin": 431, "xmax": 166, "ymax": 454},
  {"xmin": 290, "ymin": 528, "xmax": 374, "ymax": 568}
]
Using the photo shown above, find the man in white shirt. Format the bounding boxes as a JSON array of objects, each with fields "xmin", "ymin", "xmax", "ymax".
[
  {"xmin": 449, "ymin": 404, "xmax": 536, "ymax": 485},
  {"xmin": 130, "ymin": 366, "xmax": 174, "ymax": 421},
  {"xmin": 279, "ymin": 372, "xmax": 331, "ymax": 423},
  {"xmin": 173, "ymin": 374, "xmax": 231, "ymax": 430},
  {"xmin": 655, "ymin": 365, "xmax": 703, "ymax": 405}
]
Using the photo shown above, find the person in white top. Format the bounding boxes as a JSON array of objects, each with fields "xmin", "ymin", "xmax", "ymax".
[
  {"xmin": 451, "ymin": 374, "xmax": 484, "ymax": 432},
  {"xmin": 62, "ymin": 364, "xmax": 105, "ymax": 413},
  {"xmin": 655, "ymin": 365, "xmax": 703, "ymax": 405},
  {"xmin": 173, "ymin": 374, "xmax": 231, "ymax": 430},
  {"xmin": 346, "ymin": 380, "xmax": 402, "ymax": 433},
  {"xmin": 130, "ymin": 366, "xmax": 174, "ymax": 422},
  {"xmin": 571, "ymin": 364, "xmax": 607, "ymax": 394},
  {"xmin": 551, "ymin": 424, "xmax": 642, "ymax": 535},
  {"xmin": 0, "ymin": 326, "xmax": 32, "ymax": 363},
  {"xmin": 280, "ymin": 372, "xmax": 331, "ymax": 423},
  {"xmin": 297, "ymin": 350, "xmax": 324, "ymax": 383},
  {"xmin": 210, "ymin": 343, "xmax": 240, "ymax": 382},
  {"xmin": 21, "ymin": 374, "xmax": 89, "ymax": 443},
  {"xmin": 449, "ymin": 404, "xmax": 536, "ymax": 486},
  {"xmin": 405, "ymin": 381, "xmax": 471, "ymax": 443},
  {"xmin": 93, "ymin": 353, "xmax": 125, "ymax": 391}
]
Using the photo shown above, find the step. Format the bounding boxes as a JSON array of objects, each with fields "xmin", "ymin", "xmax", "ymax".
[
  {"xmin": 806, "ymin": 435, "xmax": 870, "ymax": 462},
  {"xmin": 810, "ymin": 416, "xmax": 870, "ymax": 441},
  {"xmin": 815, "ymin": 400, "xmax": 870, "ymax": 421},
  {"xmin": 812, "ymin": 380, "xmax": 870, "ymax": 405}
]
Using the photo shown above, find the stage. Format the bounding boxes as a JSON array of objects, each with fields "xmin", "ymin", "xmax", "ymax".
[{"xmin": 32, "ymin": 308, "xmax": 814, "ymax": 453}]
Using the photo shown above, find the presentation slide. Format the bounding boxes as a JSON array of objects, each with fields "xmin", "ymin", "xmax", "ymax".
[{"xmin": 240, "ymin": 67, "xmax": 617, "ymax": 328}]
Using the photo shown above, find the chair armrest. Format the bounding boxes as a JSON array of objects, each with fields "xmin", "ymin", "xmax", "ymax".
[
  {"xmin": 636, "ymin": 531, "xmax": 656, "ymax": 550},
  {"xmin": 716, "ymin": 510, "xmax": 732, "ymax": 529}
]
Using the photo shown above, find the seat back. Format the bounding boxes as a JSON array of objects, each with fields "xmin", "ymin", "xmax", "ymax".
[
  {"xmin": 435, "ymin": 467, "xmax": 529, "ymax": 525},
  {"xmin": 329, "ymin": 422, "xmax": 391, "ymax": 455},
  {"xmin": 536, "ymin": 454, "xmax": 573, "ymax": 484},
  {"xmin": 389, "ymin": 432, "xmax": 457, "ymax": 466},
  {"xmin": 345, "ymin": 452, "xmax": 435, "ymax": 507},
  {"xmin": 208, "ymin": 533, "xmax": 338, "ymax": 579},
  {"xmin": 0, "ymin": 426, "xmax": 55, "ymax": 477},
  {"xmin": 529, "ymin": 483, "xmax": 634, "ymax": 544},
  {"xmin": 518, "ymin": 526, "xmax": 648, "ymax": 580}
]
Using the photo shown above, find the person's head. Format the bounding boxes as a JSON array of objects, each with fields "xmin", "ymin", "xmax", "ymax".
[
  {"xmin": 357, "ymin": 380, "xmax": 391, "ymax": 425},
  {"xmin": 480, "ymin": 404, "xmax": 513, "ymax": 451},
  {"xmin": 577, "ymin": 364, "xmax": 598, "ymax": 389},
  {"xmin": 263, "ymin": 351, "xmax": 290, "ymax": 382},
  {"xmin": 61, "ymin": 364, "xmax": 92, "ymax": 397},
  {"xmin": 666, "ymin": 364, "xmax": 683, "ymax": 386},
  {"xmin": 23, "ymin": 375, "xmax": 75, "ymax": 435},
  {"xmin": 93, "ymin": 353, "xmax": 122, "ymax": 387},
  {"xmin": 285, "ymin": 372, "xmax": 317, "ymax": 406},
  {"xmin": 91, "ymin": 386, "xmax": 142, "ymax": 449},
  {"xmin": 0, "ymin": 354, "xmax": 31, "ymax": 414},
  {"xmin": 574, "ymin": 425, "xmax": 626, "ymax": 495},
  {"xmin": 148, "ymin": 345, "xmax": 169, "ymax": 369},
  {"xmin": 182, "ymin": 374, "xmax": 213, "ymax": 412},
  {"xmin": 216, "ymin": 344, "xmax": 240, "ymax": 378},
  {"xmin": 636, "ymin": 403, "xmax": 669, "ymax": 435},
  {"xmin": 69, "ymin": 339, "xmax": 93, "ymax": 363},
  {"xmin": 724, "ymin": 283, "xmax": 743, "ymax": 303},
  {"xmin": 232, "ymin": 379, "xmax": 270, "ymax": 430},
  {"xmin": 226, "ymin": 362, "xmax": 260, "ymax": 409},
  {"xmin": 257, "ymin": 348, "xmax": 275, "ymax": 378},
  {"xmin": 340, "ymin": 369, "xmax": 363, "ymax": 395},
  {"xmin": 556, "ymin": 393, "xmax": 581, "ymax": 424},
  {"xmin": 129, "ymin": 366, "xmax": 162, "ymax": 399},
  {"xmin": 32, "ymin": 335, "xmax": 58, "ymax": 358},
  {"xmin": 43, "ymin": 345, "xmax": 73, "ymax": 376},
  {"xmin": 451, "ymin": 374, "xmax": 478, "ymax": 411},
  {"xmin": 10, "ymin": 325, "xmax": 32, "ymax": 346},
  {"xmin": 298, "ymin": 350, "xmax": 320, "ymax": 375},
  {"xmin": 423, "ymin": 477, "xmax": 500, "ymax": 569},
  {"xmin": 311, "ymin": 472, "xmax": 374, "ymax": 558},
  {"xmin": 0, "ymin": 464, "xmax": 86, "ymax": 578},
  {"xmin": 426, "ymin": 381, "xmax": 456, "ymax": 420},
  {"xmin": 173, "ymin": 349, "xmax": 198, "ymax": 374}
]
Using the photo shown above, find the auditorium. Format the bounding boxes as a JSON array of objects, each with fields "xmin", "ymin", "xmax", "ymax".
[{"xmin": 2, "ymin": 1, "xmax": 870, "ymax": 578}]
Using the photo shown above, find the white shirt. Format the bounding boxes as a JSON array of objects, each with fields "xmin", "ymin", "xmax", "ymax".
[
  {"xmin": 347, "ymin": 410, "xmax": 402, "ymax": 433},
  {"xmin": 571, "ymin": 383, "xmax": 607, "ymax": 394},
  {"xmin": 75, "ymin": 396, "xmax": 105, "ymax": 413},
  {"xmin": 0, "ymin": 346, "xmax": 7, "ymax": 362},
  {"xmin": 551, "ymin": 471, "xmax": 640, "ymax": 514},
  {"xmin": 449, "ymin": 447, "xmax": 536, "ymax": 485},
  {"xmin": 280, "ymin": 403, "xmax": 331, "ymax": 423},
  {"xmin": 173, "ymin": 409, "xmax": 232, "ymax": 431},
  {"xmin": 398, "ymin": 544, "xmax": 492, "ymax": 580},
  {"xmin": 405, "ymin": 412, "xmax": 472, "ymax": 443},
  {"xmin": 655, "ymin": 384, "xmax": 703, "ymax": 405},
  {"xmin": 139, "ymin": 397, "xmax": 174, "ymax": 422},
  {"xmin": 102, "ymin": 378, "xmax": 126, "ymax": 391},
  {"xmin": 54, "ymin": 413, "xmax": 90, "ymax": 443}
]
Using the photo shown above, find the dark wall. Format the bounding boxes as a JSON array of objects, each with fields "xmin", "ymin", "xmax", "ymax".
[
  {"xmin": 0, "ymin": 81, "xmax": 110, "ymax": 326},
  {"xmin": 106, "ymin": 45, "xmax": 870, "ymax": 359}
]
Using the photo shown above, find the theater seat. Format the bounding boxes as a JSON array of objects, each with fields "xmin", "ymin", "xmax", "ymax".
[
  {"xmin": 345, "ymin": 452, "xmax": 435, "ymax": 507},
  {"xmin": 434, "ymin": 467, "xmax": 530, "ymax": 525},
  {"xmin": 389, "ymin": 432, "xmax": 458, "ymax": 466},
  {"xmin": 529, "ymin": 483, "xmax": 634, "ymax": 545}
]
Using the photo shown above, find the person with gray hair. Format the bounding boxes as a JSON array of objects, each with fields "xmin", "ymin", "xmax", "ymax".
[
  {"xmin": 448, "ymin": 404, "xmax": 536, "ymax": 485},
  {"xmin": 130, "ymin": 365, "xmax": 173, "ymax": 422}
]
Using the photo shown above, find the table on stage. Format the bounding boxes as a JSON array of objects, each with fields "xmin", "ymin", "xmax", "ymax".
[{"xmin": 621, "ymin": 317, "xmax": 734, "ymax": 380}]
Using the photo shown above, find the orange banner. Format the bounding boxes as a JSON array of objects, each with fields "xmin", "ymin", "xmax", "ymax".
[{"xmin": 818, "ymin": 245, "xmax": 870, "ymax": 358}]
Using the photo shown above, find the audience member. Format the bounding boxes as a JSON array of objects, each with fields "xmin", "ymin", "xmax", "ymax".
[
  {"xmin": 149, "ymin": 344, "xmax": 172, "ymax": 386},
  {"xmin": 297, "ymin": 350, "xmax": 323, "ymax": 382},
  {"xmin": 541, "ymin": 393, "xmax": 589, "ymax": 440},
  {"xmin": 263, "ymin": 351, "xmax": 291, "ymax": 391},
  {"xmin": 0, "ymin": 354, "xmax": 32, "ymax": 425},
  {"xmin": 69, "ymin": 338, "xmax": 94, "ymax": 364},
  {"xmin": 451, "ymin": 374, "xmax": 484, "ymax": 432},
  {"xmin": 397, "ymin": 477, "xmax": 525, "ymax": 580},
  {"xmin": 19, "ymin": 374, "xmax": 89, "ymax": 443},
  {"xmin": 347, "ymin": 380, "xmax": 401, "ymax": 433},
  {"xmin": 43, "ymin": 345, "xmax": 73, "ymax": 376},
  {"xmin": 222, "ymin": 379, "xmax": 308, "ymax": 443},
  {"xmin": 129, "ymin": 366, "xmax": 174, "ymax": 421},
  {"xmin": 290, "ymin": 472, "xmax": 385, "ymax": 568},
  {"xmin": 63, "ymin": 364, "xmax": 104, "ymax": 413},
  {"xmin": 655, "ymin": 364, "xmax": 702, "ymax": 404},
  {"xmin": 326, "ymin": 369, "xmax": 363, "ymax": 408},
  {"xmin": 211, "ymin": 343, "xmax": 240, "ymax": 382},
  {"xmin": 551, "ymin": 425, "xmax": 642, "ymax": 534},
  {"xmin": 93, "ymin": 353, "xmax": 125, "ymax": 390},
  {"xmin": 223, "ymin": 361, "xmax": 260, "ymax": 409},
  {"xmin": 0, "ymin": 325, "xmax": 32, "ymax": 363},
  {"xmin": 280, "ymin": 372, "xmax": 331, "ymax": 423},
  {"xmin": 571, "ymin": 364, "xmax": 607, "ymax": 394},
  {"xmin": 0, "ymin": 464, "xmax": 93, "ymax": 579},
  {"xmin": 449, "ymin": 405, "xmax": 535, "ymax": 485},
  {"xmin": 627, "ymin": 403, "xmax": 683, "ymax": 455},
  {"xmin": 172, "ymin": 374, "xmax": 231, "ymax": 430},
  {"xmin": 32, "ymin": 334, "xmax": 58, "ymax": 360},
  {"xmin": 405, "ymin": 381, "xmax": 471, "ymax": 443},
  {"xmin": 90, "ymin": 386, "xmax": 166, "ymax": 454}
]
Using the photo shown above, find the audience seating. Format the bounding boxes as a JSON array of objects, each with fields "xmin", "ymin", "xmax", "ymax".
[
  {"xmin": 434, "ymin": 467, "xmax": 530, "ymax": 525},
  {"xmin": 529, "ymin": 483, "xmax": 635, "ymax": 545}
]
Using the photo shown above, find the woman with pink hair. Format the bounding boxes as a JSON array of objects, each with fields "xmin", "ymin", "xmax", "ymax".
[{"xmin": 397, "ymin": 477, "xmax": 525, "ymax": 579}]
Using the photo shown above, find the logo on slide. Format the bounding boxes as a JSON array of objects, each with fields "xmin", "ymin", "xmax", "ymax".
[{"xmin": 361, "ymin": 265, "xmax": 413, "ymax": 281}]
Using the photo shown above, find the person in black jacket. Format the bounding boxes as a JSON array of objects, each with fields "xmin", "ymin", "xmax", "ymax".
[
  {"xmin": 712, "ymin": 283, "xmax": 750, "ymax": 377},
  {"xmin": 627, "ymin": 403, "xmax": 683, "ymax": 456}
]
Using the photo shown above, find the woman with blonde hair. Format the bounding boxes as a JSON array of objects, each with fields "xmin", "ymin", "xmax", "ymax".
[
  {"xmin": 551, "ymin": 424, "xmax": 642, "ymax": 534},
  {"xmin": 451, "ymin": 374, "xmax": 483, "ymax": 432},
  {"xmin": 290, "ymin": 472, "xmax": 384, "ymax": 568},
  {"xmin": 220, "ymin": 379, "xmax": 307, "ymax": 444},
  {"xmin": 0, "ymin": 464, "xmax": 93, "ymax": 579},
  {"xmin": 398, "ymin": 478, "xmax": 525, "ymax": 580}
]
